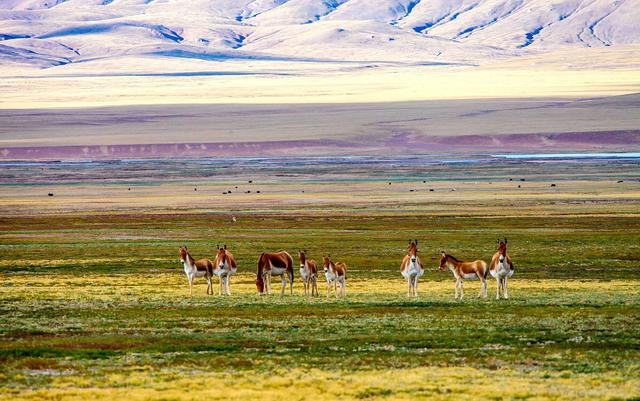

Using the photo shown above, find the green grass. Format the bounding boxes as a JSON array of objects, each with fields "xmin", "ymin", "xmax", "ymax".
[{"xmin": 1, "ymin": 212, "xmax": 640, "ymax": 400}]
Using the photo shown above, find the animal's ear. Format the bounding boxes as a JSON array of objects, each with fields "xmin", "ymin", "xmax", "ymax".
[
  {"xmin": 216, "ymin": 244, "xmax": 220, "ymax": 250},
  {"xmin": 504, "ymin": 238, "xmax": 508, "ymax": 244},
  {"xmin": 415, "ymin": 239, "xmax": 418, "ymax": 245},
  {"xmin": 224, "ymin": 244, "xmax": 227, "ymax": 250}
]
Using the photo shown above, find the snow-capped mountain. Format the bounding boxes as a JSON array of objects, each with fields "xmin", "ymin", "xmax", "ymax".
[{"xmin": 0, "ymin": 0, "xmax": 638, "ymax": 69}]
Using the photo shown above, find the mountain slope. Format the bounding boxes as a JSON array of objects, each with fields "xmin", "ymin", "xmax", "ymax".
[{"xmin": 0, "ymin": 0, "xmax": 638, "ymax": 69}]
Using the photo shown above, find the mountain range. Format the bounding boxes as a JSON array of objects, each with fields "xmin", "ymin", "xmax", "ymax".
[{"xmin": 1, "ymin": 0, "xmax": 639, "ymax": 69}]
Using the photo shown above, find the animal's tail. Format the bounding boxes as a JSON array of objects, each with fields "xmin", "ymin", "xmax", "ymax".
[
  {"xmin": 482, "ymin": 261, "xmax": 489, "ymax": 279},
  {"xmin": 286, "ymin": 252, "xmax": 294, "ymax": 284}
]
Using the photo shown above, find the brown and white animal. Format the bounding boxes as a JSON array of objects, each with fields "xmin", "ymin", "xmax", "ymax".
[
  {"xmin": 214, "ymin": 244, "xmax": 238, "ymax": 296},
  {"xmin": 438, "ymin": 252, "xmax": 488, "ymax": 300},
  {"xmin": 179, "ymin": 245, "xmax": 214, "ymax": 296},
  {"xmin": 489, "ymin": 238, "xmax": 514, "ymax": 299},
  {"xmin": 322, "ymin": 255, "xmax": 347, "ymax": 298},
  {"xmin": 256, "ymin": 251, "xmax": 294, "ymax": 295},
  {"xmin": 299, "ymin": 250, "xmax": 318, "ymax": 297},
  {"xmin": 401, "ymin": 239, "xmax": 424, "ymax": 297}
]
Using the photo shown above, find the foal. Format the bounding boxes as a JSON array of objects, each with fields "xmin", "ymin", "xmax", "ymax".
[
  {"xmin": 438, "ymin": 252, "xmax": 488, "ymax": 300},
  {"xmin": 322, "ymin": 255, "xmax": 347, "ymax": 298},
  {"xmin": 299, "ymin": 250, "xmax": 318, "ymax": 297},
  {"xmin": 401, "ymin": 239, "xmax": 424, "ymax": 297},
  {"xmin": 489, "ymin": 238, "xmax": 514, "ymax": 299},
  {"xmin": 179, "ymin": 246, "xmax": 214, "ymax": 296}
]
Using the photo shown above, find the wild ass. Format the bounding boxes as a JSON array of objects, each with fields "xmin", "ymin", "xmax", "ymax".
[
  {"xmin": 322, "ymin": 255, "xmax": 347, "ymax": 298},
  {"xmin": 438, "ymin": 252, "xmax": 488, "ymax": 300},
  {"xmin": 179, "ymin": 245, "xmax": 214, "ymax": 296},
  {"xmin": 489, "ymin": 238, "xmax": 514, "ymax": 299},
  {"xmin": 299, "ymin": 250, "xmax": 318, "ymax": 297},
  {"xmin": 401, "ymin": 239, "xmax": 424, "ymax": 297},
  {"xmin": 256, "ymin": 251, "xmax": 294, "ymax": 295},
  {"xmin": 214, "ymin": 244, "xmax": 238, "ymax": 296}
]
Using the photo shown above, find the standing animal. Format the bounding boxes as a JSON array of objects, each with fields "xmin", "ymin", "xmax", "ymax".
[
  {"xmin": 256, "ymin": 251, "xmax": 294, "ymax": 295},
  {"xmin": 299, "ymin": 250, "xmax": 318, "ymax": 297},
  {"xmin": 214, "ymin": 244, "xmax": 238, "ymax": 296},
  {"xmin": 438, "ymin": 252, "xmax": 488, "ymax": 300},
  {"xmin": 489, "ymin": 238, "xmax": 514, "ymax": 299},
  {"xmin": 178, "ymin": 245, "xmax": 214, "ymax": 296},
  {"xmin": 401, "ymin": 239, "xmax": 424, "ymax": 297},
  {"xmin": 322, "ymin": 255, "xmax": 347, "ymax": 298}
]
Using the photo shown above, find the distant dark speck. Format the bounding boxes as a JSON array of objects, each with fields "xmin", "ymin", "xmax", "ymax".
[{"xmin": 48, "ymin": 193, "xmax": 54, "ymax": 197}]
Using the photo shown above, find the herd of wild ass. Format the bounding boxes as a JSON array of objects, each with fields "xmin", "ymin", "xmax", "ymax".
[{"xmin": 178, "ymin": 239, "xmax": 514, "ymax": 300}]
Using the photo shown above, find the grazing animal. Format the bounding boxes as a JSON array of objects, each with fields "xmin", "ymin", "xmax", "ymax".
[
  {"xmin": 438, "ymin": 252, "xmax": 488, "ymax": 300},
  {"xmin": 213, "ymin": 244, "xmax": 238, "ymax": 296},
  {"xmin": 401, "ymin": 239, "xmax": 424, "ymax": 297},
  {"xmin": 299, "ymin": 250, "xmax": 318, "ymax": 297},
  {"xmin": 322, "ymin": 255, "xmax": 347, "ymax": 298},
  {"xmin": 489, "ymin": 238, "xmax": 514, "ymax": 299},
  {"xmin": 178, "ymin": 246, "xmax": 214, "ymax": 296},
  {"xmin": 256, "ymin": 251, "xmax": 294, "ymax": 295}
]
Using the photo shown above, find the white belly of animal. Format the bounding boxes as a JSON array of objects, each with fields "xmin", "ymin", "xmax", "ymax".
[
  {"xmin": 300, "ymin": 267, "xmax": 310, "ymax": 281},
  {"xmin": 184, "ymin": 264, "xmax": 205, "ymax": 278},
  {"xmin": 463, "ymin": 273, "xmax": 478, "ymax": 280},
  {"xmin": 271, "ymin": 266, "xmax": 286, "ymax": 276}
]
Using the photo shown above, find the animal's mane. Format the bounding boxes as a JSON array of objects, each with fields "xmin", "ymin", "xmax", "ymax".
[{"xmin": 446, "ymin": 253, "xmax": 461, "ymax": 262}]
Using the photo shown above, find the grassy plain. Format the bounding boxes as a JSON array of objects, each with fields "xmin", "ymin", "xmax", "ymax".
[{"xmin": 1, "ymin": 158, "xmax": 639, "ymax": 400}]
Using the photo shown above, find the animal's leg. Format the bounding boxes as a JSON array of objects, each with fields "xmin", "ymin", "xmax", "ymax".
[
  {"xmin": 189, "ymin": 276, "xmax": 193, "ymax": 297},
  {"xmin": 407, "ymin": 277, "xmax": 412, "ymax": 297},
  {"xmin": 504, "ymin": 277, "xmax": 509, "ymax": 299},
  {"xmin": 334, "ymin": 280, "xmax": 338, "ymax": 298},
  {"xmin": 496, "ymin": 277, "xmax": 501, "ymax": 299},
  {"xmin": 280, "ymin": 275, "xmax": 286, "ymax": 296},
  {"xmin": 326, "ymin": 281, "xmax": 331, "ymax": 298},
  {"xmin": 289, "ymin": 271, "xmax": 294, "ymax": 295},
  {"xmin": 414, "ymin": 277, "xmax": 419, "ymax": 297},
  {"xmin": 478, "ymin": 277, "xmax": 484, "ymax": 298},
  {"xmin": 459, "ymin": 280, "xmax": 464, "ymax": 300},
  {"xmin": 207, "ymin": 276, "xmax": 212, "ymax": 295},
  {"xmin": 454, "ymin": 280, "xmax": 459, "ymax": 299}
]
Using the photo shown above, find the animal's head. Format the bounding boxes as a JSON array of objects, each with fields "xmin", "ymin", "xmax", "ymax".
[
  {"xmin": 179, "ymin": 245, "xmax": 188, "ymax": 263},
  {"xmin": 497, "ymin": 238, "xmax": 508, "ymax": 262},
  {"xmin": 256, "ymin": 276, "xmax": 264, "ymax": 293},
  {"xmin": 299, "ymin": 250, "xmax": 307, "ymax": 269},
  {"xmin": 438, "ymin": 251, "xmax": 448, "ymax": 270},
  {"xmin": 322, "ymin": 255, "xmax": 332, "ymax": 273},
  {"xmin": 216, "ymin": 244, "xmax": 228, "ymax": 269},
  {"xmin": 407, "ymin": 239, "xmax": 418, "ymax": 263}
]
